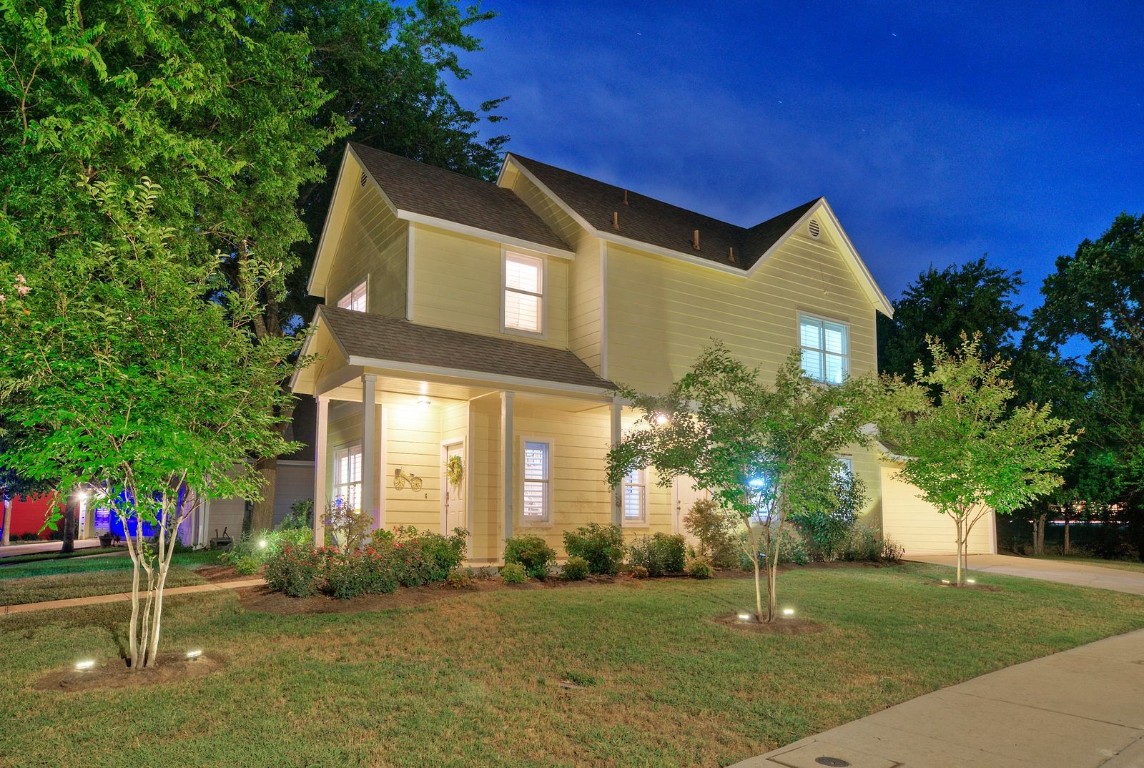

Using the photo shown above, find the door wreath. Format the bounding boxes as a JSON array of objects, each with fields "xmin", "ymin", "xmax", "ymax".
[{"xmin": 446, "ymin": 455, "xmax": 464, "ymax": 488}]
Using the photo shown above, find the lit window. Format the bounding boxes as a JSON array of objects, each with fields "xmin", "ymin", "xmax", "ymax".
[
  {"xmin": 337, "ymin": 280, "xmax": 367, "ymax": 312},
  {"xmin": 623, "ymin": 468, "xmax": 646, "ymax": 525},
  {"xmin": 522, "ymin": 440, "xmax": 550, "ymax": 522},
  {"xmin": 800, "ymin": 315, "xmax": 848, "ymax": 384},
  {"xmin": 835, "ymin": 456, "xmax": 853, "ymax": 478},
  {"xmin": 332, "ymin": 445, "xmax": 362, "ymax": 512},
  {"xmin": 504, "ymin": 253, "xmax": 543, "ymax": 333}
]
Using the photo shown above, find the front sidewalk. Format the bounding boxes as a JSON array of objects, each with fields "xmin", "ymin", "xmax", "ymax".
[
  {"xmin": 2, "ymin": 577, "xmax": 264, "ymax": 616},
  {"xmin": 735, "ymin": 626, "xmax": 1144, "ymax": 768}
]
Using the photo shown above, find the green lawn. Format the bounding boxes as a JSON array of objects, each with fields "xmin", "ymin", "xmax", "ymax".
[
  {"xmin": 0, "ymin": 549, "xmax": 223, "ymax": 605},
  {"xmin": 2, "ymin": 563, "xmax": 1144, "ymax": 767}
]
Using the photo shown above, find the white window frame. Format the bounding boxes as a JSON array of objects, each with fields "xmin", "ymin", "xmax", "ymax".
[
  {"xmin": 622, "ymin": 467, "xmax": 647, "ymax": 526},
  {"xmin": 799, "ymin": 314, "xmax": 849, "ymax": 384},
  {"xmin": 332, "ymin": 443, "xmax": 363, "ymax": 512},
  {"xmin": 502, "ymin": 250, "xmax": 545, "ymax": 336},
  {"xmin": 337, "ymin": 279, "xmax": 368, "ymax": 312},
  {"xmin": 835, "ymin": 455, "xmax": 853, "ymax": 478},
  {"xmin": 520, "ymin": 438, "xmax": 551, "ymax": 525}
]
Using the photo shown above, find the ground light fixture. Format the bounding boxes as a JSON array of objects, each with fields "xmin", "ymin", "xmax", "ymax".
[
  {"xmin": 257, "ymin": 539, "xmax": 268, "ymax": 549},
  {"xmin": 737, "ymin": 611, "xmax": 752, "ymax": 621},
  {"xmin": 940, "ymin": 579, "xmax": 951, "ymax": 584},
  {"xmin": 186, "ymin": 649, "xmax": 203, "ymax": 661},
  {"xmin": 782, "ymin": 607, "xmax": 795, "ymax": 617},
  {"xmin": 75, "ymin": 660, "xmax": 95, "ymax": 671},
  {"xmin": 654, "ymin": 413, "xmax": 669, "ymax": 426},
  {"xmin": 966, "ymin": 578, "xmax": 977, "ymax": 584}
]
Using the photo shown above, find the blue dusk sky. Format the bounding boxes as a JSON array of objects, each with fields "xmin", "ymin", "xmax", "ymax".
[{"xmin": 449, "ymin": 1, "xmax": 1144, "ymax": 311}]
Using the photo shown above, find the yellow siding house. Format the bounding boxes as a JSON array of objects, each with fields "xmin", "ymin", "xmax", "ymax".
[{"xmin": 292, "ymin": 143, "xmax": 995, "ymax": 560}]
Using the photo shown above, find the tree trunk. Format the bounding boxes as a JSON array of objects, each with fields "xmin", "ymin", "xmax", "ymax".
[
  {"xmin": 2, "ymin": 496, "xmax": 10, "ymax": 546},
  {"xmin": 61, "ymin": 500, "xmax": 76, "ymax": 554},
  {"xmin": 752, "ymin": 547, "xmax": 763, "ymax": 622},
  {"xmin": 767, "ymin": 552, "xmax": 779, "ymax": 622},
  {"xmin": 1063, "ymin": 511, "xmax": 1070, "ymax": 554},
  {"xmin": 249, "ymin": 456, "xmax": 278, "ymax": 532},
  {"xmin": 955, "ymin": 517, "xmax": 964, "ymax": 586},
  {"xmin": 1033, "ymin": 510, "xmax": 1047, "ymax": 556}
]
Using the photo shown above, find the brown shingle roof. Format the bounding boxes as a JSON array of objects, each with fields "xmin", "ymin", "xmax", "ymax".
[
  {"xmin": 350, "ymin": 143, "xmax": 571, "ymax": 252},
  {"xmin": 320, "ymin": 306, "xmax": 613, "ymax": 391},
  {"xmin": 511, "ymin": 154, "xmax": 821, "ymax": 270}
]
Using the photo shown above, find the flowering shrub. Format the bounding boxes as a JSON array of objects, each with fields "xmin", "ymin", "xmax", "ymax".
[
  {"xmin": 222, "ymin": 527, "xmax": 313, "ymax": 574},
  {"xmin": 371, "ymin": 526, "xmax": 467, "ymax": 587},
  {"xmin": 264, "ymin": 543, "xmax": 323, "ymax": 597},
  {"xmin": 562, "ymin": 523, "xmax": 624, "ymax": 575},
  {"xmin": 323, "ymin": 546, "xmax": 398, "ymax": 598}
]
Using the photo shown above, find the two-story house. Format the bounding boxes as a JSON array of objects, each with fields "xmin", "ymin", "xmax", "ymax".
[{"xmin": 291, "ymin": 143, "xmax": 996, "ymax": 560}]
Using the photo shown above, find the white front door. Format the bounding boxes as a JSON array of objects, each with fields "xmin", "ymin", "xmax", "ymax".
[
  {"xmin": 443, "ymin": 442, "xmax": 466, "ymax": 536},
  {"xmin": 673, "ymin": 476, "xmax": 709, "ymax": 543}
]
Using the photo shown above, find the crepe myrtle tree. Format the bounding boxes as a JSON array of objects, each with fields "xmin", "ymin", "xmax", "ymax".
[
  {"xmin": 881, "ymin": 334, "xmax": 1076, "ymax": 586},
  {"xmin": 0, "ymin": 180, "xmax": 300, "ymax": 669},
  {"xmin": 606, "ymin": 343, "xmax": 883, "ymax": 622}
]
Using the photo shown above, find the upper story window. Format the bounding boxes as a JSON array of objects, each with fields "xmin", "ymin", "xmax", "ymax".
[
  {"xmin": 622, "ymin": 468, "xmax": 647, "ymax": 525},
  {"xmin": 800, "ymin": 315, "xmax": 848, "ymax": 384},
  {"xmin": 332, "ymin": 444, "xmax": 362, "ymax": 512},
  {"xmin": 522, "ymin": 440, "xmax": 550, "ymax": 523},
  {"xmin": 504, "ymin": 252, "xmax": 543, "ymax": 334},
  {"xmin": 337, "ymin": 280, "xmax": 367, "ymax": 312}
]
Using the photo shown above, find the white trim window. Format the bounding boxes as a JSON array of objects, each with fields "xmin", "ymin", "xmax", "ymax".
[
  {"xmin": 835, "ymin": 455, "xmax": 853, "ymax": 478},
  {"xmin": 504, "ymin": 252, "xmax": 543, "ymax": 333},
  {"xmin": 622, "ymin": 467, "xmax": 647, "ymax": 525},
  {"xmin": 800, "ymin": 315, "xmax": 848, "ymax": 384},
  {"xmin": 337, "ymin": 280, "xmax": 367, "ymax": 312},
  {"xmin": 332, "ymin": 444, "xmax": 362, "ymax": 512},
  {"xmin": 522, "ymin": 440, "xmax": 550, "ymax": 523}
]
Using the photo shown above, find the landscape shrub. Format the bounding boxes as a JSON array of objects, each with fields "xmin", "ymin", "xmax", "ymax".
[
  {"xmin": 838, "ymin": 524, "xmax": 884, "ymax": 562},
  {"xmin": 222, "ymin": 527, "xmax": 313, "ymax": 574},
  {"xmin": 278, "ymin": 499, "xmax": 313, "ymax": 531},
  {"xmin": 627, "ymin": 533, "xmax": 686, "ymax": 577},
  {"xmin": 881, "ymin": 536, "xmax": 905, "ymax": 563},
  {"xmin": 322, "ymin": 548, "xmax": 398, "ymax": 599},
  {"xmin": 264, "ymin": 543, "xmax": 323, "ymax": 597},
  {"xmin": 738, "ymin": 527, "xmax": 810, "ymax": 569},
  {"xmin": 685, "ymin": 557, "xmax": 714, "ymax": 579},
  {"xmin": 503, "ymin": 535, "xmax": 556, "ymax": 579},
  {"xmin": 371, "ymin": 526, "xmax": 467, "ymax": 587},
  {"xmin": 499, "ymin": 562, "xmax": 528, "ymax": 584},
  {"xmin": 445, "ymin": 568, "xmax": 475, "ymax": 589},
  {"xmin": 323, "ymin": 502, "xmax": 372, "ymax": 553},
  {"xmin": 562, "ymin": 556, "xmax": 590, "ymax": 581},
  {"xmin": 628, "ymin": 565, "xmax": 649, "ymax": 579},
  {"xmin": 562, "ymin": 523, "xmax": 624, "ymax": 575},
  {"xmin": 683, "ymin": 498, "xmax": 740, "ymax": 568},
  {"xmin": 797, "ymin": 471, "xmax": 866, "ymax": 561}
]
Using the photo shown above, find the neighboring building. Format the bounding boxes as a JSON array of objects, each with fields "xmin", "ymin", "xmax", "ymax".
[{"xmin": 291, "ymin": 143, "xmax": 995, "ymax": 560}]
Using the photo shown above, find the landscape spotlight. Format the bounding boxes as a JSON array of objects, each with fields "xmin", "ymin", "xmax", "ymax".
[
  {"xmin": 186, "ymin": 649, "xmax": 203, "ymax": 660},
  {"xmin": 257, "ymin": 539, "xmax": 268, "ymax": 549},
  {"xmin": 75, "ymin": 660, "xmax": 95, "ymax": 671},
  {"xmin": 966, "ymin": 578, "xmax": 976, "ymax": 584},
  {"xmin": 654, "ymin": 413, "xmax": 669, "ymax": 426},
  {"xmin": 940, "ymin": 579, "xmax": 951, "ymax": 584},
  {"xmin": 782, "ymin": 608, "xmax": 795, "ymax": 617},
  {"xmin": 737, "ymin": 611, "xmax": 752, "ymax": 621}
]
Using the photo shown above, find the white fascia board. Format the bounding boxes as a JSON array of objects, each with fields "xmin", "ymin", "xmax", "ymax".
[
  {"xmin": 289, "ymin": 307, "xmax": 351, "ymax": 392},
  {"xmin": 307, "ymin": 147, "xmax": 356, "ymax": 297},
  {"xmin": 396, "ymin": 210, "xmax": 575, "ymax": 260},
  {"xmin": 504, "ymin": 156, "xmax": 597, "ymax": 233},
  {"xmin": 345, "ymin": 355, "xmax": 613, "ymax": 399}
]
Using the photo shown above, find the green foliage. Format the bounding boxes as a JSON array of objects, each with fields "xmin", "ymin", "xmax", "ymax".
[
  {"xmin": 627, "ymin": 565, "xmax": 649, "ymax": 579},
  {"xmin": 321, "ymin": 548, "xmax": 399, "ymax": 599},
  {"xmin": 323, "ymin": 503, "xmax": 373, "ymax": 554},
  {"xmin": 370, "ymin": 526, "xmax": 468, "ymax": 587},
  {"xmin": 562, "ymin": 523, "xmax": 625, "ymax": 575},
  {"xmin": 607, "ymin": 343, "xmax": 885, "ymax": 620},
  {"xmin": 279, "ymin": 499, "xmax": 314, "ymax": 531},
  {"xmin": 562, "ymin": 556, "xmax": 590, "ymax": 581},
  {"xmin": 503, "ymin": 535, "xmax": 556, "ymax": 579},
  {"xmin": 626, "ymin": 533, "xmax": 686, "ymax": 577},
  {"xmin": 878, "ymin": 257, "xmax": 1025, "ymax": 380},
  {"xmin": 683, "ymin": 498, "xmax": 741, "ymax": 568},
  {"xmin": 881, "ymin": 334, "xmax": 1076, "ymax": 583},
  {"xmin": 264, "ymin": 544, "xmax": 323, "ymax": 597},
  {"xmin": 221, "ymin": 528, "xmax": 312, "ymax": 574},
  {"xmin": 798, "ymin": 470, "xmax": 867, "ymax": 561},
  {"xmin": 445, "ymin": 568, "xmax": 474, "ymax": 589},
  {"xmin": 499, "ymin": 562, "xmax": 527, "ymax": 584},
  {"xmin": 685, "ymin": 557, "xmax": 715, "ymax": 579}
]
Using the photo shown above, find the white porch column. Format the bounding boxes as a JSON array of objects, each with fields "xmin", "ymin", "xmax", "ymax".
[
  {"xmin": 313, "ymin": 394, "xmax": 329, "ymax": 546},
  {"xmin": 610, "ymin": 397, "xmax": 623, "ymax": 526},
  {"xmin": 502, "ymin": 391, "xmax": 515, "ymax": 552},
  {"xmin": 361, "ymin": 374, "xmax": 379, "ymax": 530}
]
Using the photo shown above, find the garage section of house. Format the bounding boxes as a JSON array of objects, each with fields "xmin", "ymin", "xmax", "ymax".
[{"xmin": 879, "ymin": 461, "xmax": 997, "ymax": 556}]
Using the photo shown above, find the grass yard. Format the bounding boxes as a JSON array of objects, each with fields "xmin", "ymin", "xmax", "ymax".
[
  {"xmin": 0, "ymin": 549, "xmax": 223, "ymax": 605},
  {"xmin": 3, "ymin": 562, "xmax": 1144, "ymax": 767}
]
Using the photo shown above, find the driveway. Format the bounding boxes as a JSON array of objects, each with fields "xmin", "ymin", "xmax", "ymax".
[{"xmin": 911, "ymin": 554, "xmax": 1144, "ymax": 595}]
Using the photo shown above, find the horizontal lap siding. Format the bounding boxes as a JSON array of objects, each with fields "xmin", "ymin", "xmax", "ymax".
[
  {"xmin": 620, "ymin": 412, "xmax": 676, "ymax": 538},
  {"xmin": 513, "ymin": 402, "xmax": 612, "ymax": 556},
  {"xmin": 327, "ymin": 184, "xmax": 406, "ymax": 316},
  {"xmin": 468, "ymin": 395, "xmax": 502, "ymax": 560},
  {"xmin": 383, "ymin": 404, "xmax": 442, "ymax": 531},
  {"xmin": 412, "ymin": 225, "xmax": 570, "ymax": 350},
  {"xmin": 880, "ymin": 464, "xmax": 995, "ymax": 555}
]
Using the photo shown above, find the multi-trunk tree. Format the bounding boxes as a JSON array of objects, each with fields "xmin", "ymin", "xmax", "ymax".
[
  {"xmin": 881, "ymin": 335, "xmax": 1075, "ymax": 585},
  {"xmin": 607, "ymin": 344, "xmax": 882, "ymax": 622}
]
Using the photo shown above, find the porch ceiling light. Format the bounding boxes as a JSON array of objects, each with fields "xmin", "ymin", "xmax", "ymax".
[{"xmin": 416, "ymin": 397, "xmax": 431, "ymax": 408}]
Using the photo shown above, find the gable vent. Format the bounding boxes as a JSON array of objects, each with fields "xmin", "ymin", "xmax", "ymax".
[
  {"xmin": 808, "ymin": 219, "xmax": 821, "ymax": 239},
  {"xmin": 359, "ymin": 171, "xmax": 368, "ymax": 188}
]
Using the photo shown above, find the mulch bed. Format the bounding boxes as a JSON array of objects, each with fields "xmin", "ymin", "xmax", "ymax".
[
  {"xmin": 34, "ymin": 652, "xmax": 225, "ymax": 693},
  {"xmin": 712, "ymin": 613, "xmax": 826, "ymax": 635},
  {"xmin": 195, "ymin": 564, "xmax": 245, "ymax": 583},
  {"xmin": 934, "ymin": 580, "xmax": 1002, "ymax": 592}
]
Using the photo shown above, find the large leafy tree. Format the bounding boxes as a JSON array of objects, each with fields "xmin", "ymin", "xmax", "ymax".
[
  {"xmin": 881, "ymin": 335, "xmax": 1075, "ymax": 585},
  {"xmin": 607, "ymin": 345, "xmax": 882, "ymax": 623},
  {"xmin": 878, "ymin": 257, "xmax": 1025, "ymax": 379},
  {"xmin": 0, "ymin": 180, "xmax": 297, "ymax": 669}
]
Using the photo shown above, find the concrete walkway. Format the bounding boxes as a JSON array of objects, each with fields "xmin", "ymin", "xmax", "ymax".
[
  {"xmin": 913, "ymin": 554, "xmax": 1144, "ymax": 596},
  {"xmin": 2, "ymin": 578, "xmax": 264, "ymax": 616},
  {"xmin": 0, "ymin": 538, "xmax": 103, "ymax": 558},
  {"xmin": 735, "ymin": 626, "xmax": 1144, "ymax": 768},
  {"xmin": 736, "ymin": 557, "xmax": 1144, "ymax": 768}
]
